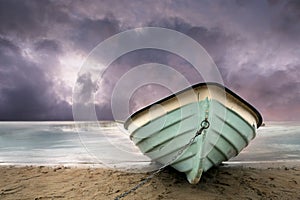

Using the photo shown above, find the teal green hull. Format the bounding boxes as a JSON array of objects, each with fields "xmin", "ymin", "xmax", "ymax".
[
  {"xmin": 125, "ymin": 83, "xmax": 262, "ymax": 184},
  {"xmin": 128, "ymin": 99, "xmax": 257, "ymax": 184}
]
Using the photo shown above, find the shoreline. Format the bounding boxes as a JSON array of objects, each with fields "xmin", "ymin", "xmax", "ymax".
[
  {"xmin": 1, "ymin": 158, "xmax": 300, "ymax": 168},
  {"xmin": 1, "ymin": 162, "xmax": 299, "ymax": 200}
]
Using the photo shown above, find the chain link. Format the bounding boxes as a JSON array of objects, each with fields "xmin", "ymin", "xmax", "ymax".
[{"xmin": 114, "ymin": 118, "xmax": 210, "ymax": 200}]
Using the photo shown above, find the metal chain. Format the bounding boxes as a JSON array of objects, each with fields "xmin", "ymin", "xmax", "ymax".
[{"xmin": 114, "ymin": 118, "xmax": 210, "ymax": 200}]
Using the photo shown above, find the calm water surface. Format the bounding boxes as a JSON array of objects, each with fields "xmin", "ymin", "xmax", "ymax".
[{"xmin": 0, "ymin": 121, "xmax": 299, "ymax": 170}]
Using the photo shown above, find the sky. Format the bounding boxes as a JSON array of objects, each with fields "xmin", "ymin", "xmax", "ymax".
[{"xmin": 0, "ymin": 0, "xmax": 299, "ymax": 121}]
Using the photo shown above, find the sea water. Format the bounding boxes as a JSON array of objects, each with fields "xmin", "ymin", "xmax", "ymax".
[
  {"xmin": 230, "ymin": 121, "xmax": 300, "ymax": 164},
  {"xmin": 0, "ymin": 121, "xmax": 299, "ymax": 170}
]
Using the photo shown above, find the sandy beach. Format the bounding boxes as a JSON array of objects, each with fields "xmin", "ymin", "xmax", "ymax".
[
  {"xmin": 1, "ymin": 122, "xmax": 299, "ymax": 199},
  {"xmin": 0, "ymin": 163, "xmax": 299, "ymax": 200}
]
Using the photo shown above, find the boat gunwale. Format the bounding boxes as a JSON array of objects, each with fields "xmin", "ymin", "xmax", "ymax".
[{"xmin": 124, "ymin": 82, "xmax": 263, "ymax": 129}]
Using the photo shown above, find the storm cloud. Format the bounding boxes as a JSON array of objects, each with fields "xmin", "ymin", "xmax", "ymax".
[
  {"xmin": 0, "ymin": 37, "xmax": 71, "ymax": 120},
  {"xmin": 0, "ymin": 0, "xmax": 299, "ymax": 121}
]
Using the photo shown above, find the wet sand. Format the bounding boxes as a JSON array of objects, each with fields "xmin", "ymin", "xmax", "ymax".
[{"xmin": 0, "ymin": 163, "xmax": 299, "ymax": 200}]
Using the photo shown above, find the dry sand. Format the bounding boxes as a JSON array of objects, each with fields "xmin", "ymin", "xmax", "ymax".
[{"xmin": 0, "ymin": 164, "xmax": 299, "ymax": 200}]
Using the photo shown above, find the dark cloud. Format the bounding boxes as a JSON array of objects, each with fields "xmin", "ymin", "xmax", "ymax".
[
  {"xmin": 34, "ymin": 39, "xmax": 62, "ymax": 54},
  {"xmin": 0, "ymin": 37, "xmax": 72, "ymax": 120},
  {"xmin": 224, "ymin": 65, "xmax": 300, "ymax": 121},
  {"xmin": 95, "ymin": 104, "xmax": 113, "ymax": 120},
  {"xmin": 71, "ymin": 15, "xmax": 120, "ymax": 52},
  {"xmin": 0, "ymin": 0, "xmax": 299, "ymax": 121},
  {"xmin": 272, "ymin": 2, "xmax": 299, "ymax": 43},
  {"xmin": 0, "ymin": 37, "xmax": 21, "ymax": 68},
  {"xmin": 148, "ymin": 17, "xmax": 192, "ymax": 33},
  {"xmin": 0, "ymin": 0, "xmax": 44, "ymax": 37},
  {"xmin": 0, "ymin": 0, "xmax": 71, "ymax": 39}
]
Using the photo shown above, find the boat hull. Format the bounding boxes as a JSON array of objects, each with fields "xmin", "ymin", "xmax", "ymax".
[{"xmin": 125, "ymin": 83, "xmax": 262, "ymax": 184}]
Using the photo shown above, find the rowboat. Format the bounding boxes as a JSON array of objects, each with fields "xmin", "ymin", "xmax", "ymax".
[{"xmin": 124, "ymin": 82, "xmax": 263, "ymax": 184}]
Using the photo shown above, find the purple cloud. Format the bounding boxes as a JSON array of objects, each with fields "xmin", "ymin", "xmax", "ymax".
[
  {"xmin": 0, "ymin": 0, "xmax": 299, "ymax": 121},
  {"xmin": 0, "ymin": 37, "xmax": 72, "ymax": 120}
]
